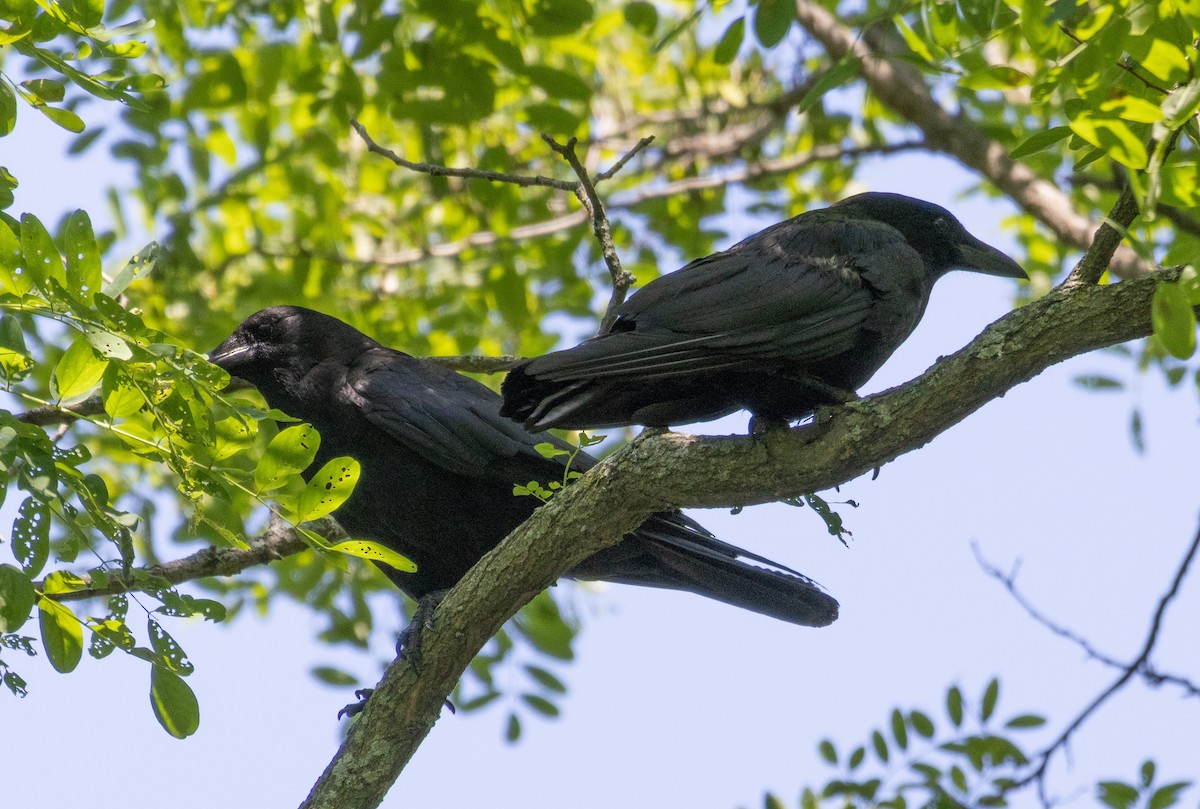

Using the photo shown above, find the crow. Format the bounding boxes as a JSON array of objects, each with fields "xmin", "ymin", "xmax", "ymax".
[
  {"xmin": 500, "ymin": 192, "xmax": 1027, "ymax": 432},
  {"xmin": 208, "ymin": 306, "xmax": 838, "ymax": 630}
]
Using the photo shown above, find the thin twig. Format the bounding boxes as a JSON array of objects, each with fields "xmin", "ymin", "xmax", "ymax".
[
  {"xmin": 594, "ymin": 135, "xmax": 655, "ymax": 182},
  {"xmin": 1062, "ymin": 181, "xmax": 1141, "ymax": 288},
  {"xmin": 1008, "ymin": 517, "xmax": 1200, "ymax": 800},
  {"xmin": 542, "ymin": 134, "xmax": 634, "ymax": 335},
  {"xmin": 350, "ymin": 119, "xmax": 577, "ymax": 192},
  {"xmin": 38, "ymin": 515, "xmax": 323, "ymax": 603},
  {"xmin": 973, "ymin": 543, "xmax": 1200, "ymax": 697}
]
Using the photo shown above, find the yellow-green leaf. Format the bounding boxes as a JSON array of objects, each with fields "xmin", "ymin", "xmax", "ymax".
[
  {"xmin": 101, "ymin": 366, "xmax": 145, "ymax": 418},
  {"xmin": 1152, "ymin": 280, "xmax": 1197, "ymax": 359},
  {"xmin": 38, "ymin": 598, "xmax": 84, "ymax": 673},
  {"xmin": 52, "ymin": 336, "xmax": 109, "ymax": 402},
  {"xmin": 20, "ymin": 212, "xmax": 66, "ymax": 292},
  {"xmin": 64, "ymin": 209, "xmax": 102, "ymax": 302},
  {"xmin": 0, "ymin": 221, "xmax": 30, "ymax": 295},
  {"xmin": 1068, "ymin": 113, "xmax": 1148, "ymax": 169},
  {"xmin": 150, "ymin": 665, "xmax": 200, "ymax": 738},
  {"xmin": 959, "ymin": 65, "xmax": 1031, "ymax": 91},
  {"xmin": 0, "ymin": 563, "xmax": 35, "ymax": 632},
  {"xmin": 296, "ymin": 456, "xmax": 360, "ymax": 521},
  {"xmin": 329, "ymin": 540, "xmax": 417, "ymax": 572},
  {"xmin": 254, "ymin": 423, "xmax": 320, "ymax": 491}
]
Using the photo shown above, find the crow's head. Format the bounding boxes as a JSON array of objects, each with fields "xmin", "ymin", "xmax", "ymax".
[
  {"xmin": 832, "ymin": 192, "xmax": 1027, "ymax": 280},
  {"xmin": 208, "ymin": 306, "xmax": 376, "ymax": 403}
]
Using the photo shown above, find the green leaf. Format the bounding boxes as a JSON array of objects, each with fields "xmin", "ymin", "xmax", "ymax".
[
  {"xmin": 311, "ymin": 665, "xmax": 358, "ymax": 686},
  {"xmin": 521, "ymin": 693, "xmax": 560, "ymax": 717},
  {"xmin": 872, "ymin": 729, "xmax": 889, "ymax": 762},
  {"xmin": 893, "ymin": 14, "xmax": 935, "ymax": 62},
  {"xmin": 84, "ymin": 325, "xmax": 133, "ymax": 360},
  {"xmin": 36, "ymin": 105, "xmax": 85, "ymax": 133},
  {"xmin": 101, "ymin": 366, "xmax": 144, "ymax": 418},
  {"xmin": 1098, "ymin": 781, "xmax": 1140, "ymax": 809},
  {"xmin": 0, "ymin": 563, "xmax": 36, "ymax": 632},
  {"xmin": 0, "ymin": 81, "xmax": 15, "ymax": 138},
  {"xmin": 150, "ymin": 665, "xmax": 200, "ymax": 738},
  {"xmin": 102, "ymin": 241, "xmax": 158, "ymax": 297},
  {"xmin": 0, "ymin": 220, "xmax": 30, "ymax": 295},
  {"xmin": 1074, "ymin": 374, "xmax": 1124, "ymax": 390},
  {"xmin": 296, "ymin": 457, "xmax": 360, "ymax": 521},
  {"xmin": 1152, "ymin": 281, "xmax": 1197, "ymax": 360},
  {"xmin": 623, "ymin": 1, "xmax": 658, "ymax": 36},
  {"xmin": 959, "ymin": 65, "xmax": 1030, "ymax": 91},
  {"xmin": 20, "ymin": 78, "xmax": 66, "ymax": 104},
  {"xmin": 947, "ymin": 685, "xmax": 964, "ymax": 726},
  {"xmin": 505, "ymin": 711, "xmax": 521, "ymax": 742},
  {"xmin": 38, "ymin": 598, "xmax": 84, "ymax": 673},
  {"xmin": 148, "ymin": 617, "xmax": 193, "ymax": 675},
  {"xmin": 254, "ymin": 424, "xmax": 321, "ymax": 491},
  {"xmin": 1148, "ymin": 781, "xmax": 1192, "ymax": 809},
  {"xmin": 818, "ymin": 738, "xmax": 837, "ymax": 764},
  {"xmin": 12, "ymin": 497, "xmax": 50, "ymax": 576},
  {"xmin": 20, "ymin": 212, "xmax": 65, "ymax": 291},
  {"xmin": 797, "ymin": 57, "xmax": 862, "ymax": 114},
  {"xmin": 891, "ymin": 708, "xmax": 909, "ymax": 749},
  {"xmin": 63, "ymin": 209, "xmax": 102, "ymax": 302},
  {"xmin": 52, "ymin": 336, "xmax": 108, "ymax": 402},
  {"xmin": 713, "ymin": 16, "xmax": 745, "ymax": 65},
  {"xmin": 328, "ymin": 540, "xmax": 417, "ymax": 572},
  {"xmin": 1069, "ymin": 111, "xmax": 1148, "ymax": 169},
  {"xmin": 981, "ymin": 677, "xmax": 999, "ymax": 721},
  {"xmin": 1005, "ymin": 713, "xmax": 1047, "ymax": 728},
  {"xmin": 525, "ymin": 664, "xmax": 567, "ymax": 693},
  {"xmin": 0, "ymin": 314, "xmax": 32, "ymax": 380},
  {"xmin": 754, "ymin": 0, "xmax": 795, "ymax": 48}
]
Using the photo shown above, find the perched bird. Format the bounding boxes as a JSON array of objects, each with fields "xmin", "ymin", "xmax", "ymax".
[
  {"xmin": 500, "ymin": 192, "xmax": 1026, "ymax": 432},
  {"xmin": 208, "ymin": 306, "xmax": 838, "ymax": 629}
]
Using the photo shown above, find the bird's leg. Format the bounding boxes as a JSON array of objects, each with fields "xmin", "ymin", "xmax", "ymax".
[
  {"xmin": 337, "ymin": 589, "xmax": 455, "ymax": 721},
  {"xmin": 396, "ymin": 588, "xmax": 450, "ymax": 670}
]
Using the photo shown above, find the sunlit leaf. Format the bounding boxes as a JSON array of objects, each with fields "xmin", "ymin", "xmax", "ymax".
[
  {"xmin": 150, "ymin": 665, "xmax": 200, "ymax": 738},
  {"xmin": 295, "ymin": 457, "xmax": 360, "ymax": 521},
  {"xmin": 38, "ymin": 598, "xmax": 84, "ymax": 673},
  {"xmin": 254, "ymin": 424, "xmax": 320, "ymax": 491}
]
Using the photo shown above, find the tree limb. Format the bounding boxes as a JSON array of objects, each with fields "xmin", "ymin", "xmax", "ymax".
[
  {"xmin": 299, "ymin": 261, "xmax": 1192, "ymax": 809},
  {"xmin": 791, "ymin": 0, "xmax": 1156, "ymax": 278}
]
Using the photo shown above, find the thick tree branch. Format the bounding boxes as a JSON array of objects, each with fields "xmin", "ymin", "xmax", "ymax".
[
  {"xmin": 300, "ymin": 264, "xmax": 1192, "ymax": 809},
  {"xmin": 791, "ymin": 0, "xmax": 1155, "ymax": 278}
]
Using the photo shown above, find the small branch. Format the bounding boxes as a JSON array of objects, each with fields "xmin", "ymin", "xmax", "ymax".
[
  {"xmin": 542, "ymin": 134, "xmax": 634, "ymax": 335},
  {"xmin": 974, "ymin": 544, "xmax": 1200, "ymax": 697},
  {"xmin": 594, "ymin": 135, "xmax": 655, "ymax": 182},
  {"xmin": 1009, "ymin": 517, "xmax": 1200, "ymax": 799},
  {"xmin": 350, "ymin": 119, "xmax": 577, "ymax": 192},
  {"xmin": 1063, "ymin": 181, "xmax": 1140, "ymax": 288},
  {"xmin": 15, "ymin": 396, "xmax": 103, "ymax": 426},
  {"xmin": 39, "ymin": 516, "xmax": 321, "ymax": 603}
]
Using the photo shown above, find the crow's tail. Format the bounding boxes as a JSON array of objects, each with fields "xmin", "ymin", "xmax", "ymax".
[{"xmin": 571, "ymin": 513, "xmax": 839, "ymax": 628}]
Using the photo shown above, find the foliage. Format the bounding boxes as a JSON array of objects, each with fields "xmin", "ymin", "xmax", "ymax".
[
  {"xmin": 0, "ymin": 0, "xmax": 1196, "ymax": 759},
  {"xmin": 754, "ymin": 680, "xmax": 1193, "ymax": 809}
]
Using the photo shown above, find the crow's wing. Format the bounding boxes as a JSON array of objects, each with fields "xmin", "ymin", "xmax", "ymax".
[
  {"xmin": 344, "ymin": 348, "xmax": 578, "ymax": 478},
  {"xmin": 525, "ymin": 217, "xmax": 923, "ymax": 383}
]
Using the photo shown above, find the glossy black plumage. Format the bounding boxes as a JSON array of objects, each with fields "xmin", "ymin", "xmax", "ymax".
[
  {"xmin": 500, "ymin": 192, "xmax": 1026, "ymax": 431},
  {"xmin": 208, "ymin": 306, "xmax": 838, "ymax": 627}
]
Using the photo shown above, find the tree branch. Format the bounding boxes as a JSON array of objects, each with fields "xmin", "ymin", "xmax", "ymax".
[
  {"xmin": 1008, "ymin": 517, "xmax": 1200, "ymax": 801},
  {"xmin": 791, "ymin": 0, "xmax": 1156, "ymax": 278},
  {"xmin": 974, "ymin": 544, "xmax": 1200, "ymax": 698},
  {"xmin": 542, "ymin": 134, "xmax": 634, "ymax": 335},
  {"xmin": 299, "ymin": 262, "xmax": 1193, "ymax": 808},
  {"xmin": 40, "ymin": 516, "xmax": 317, "ymax": 603}
]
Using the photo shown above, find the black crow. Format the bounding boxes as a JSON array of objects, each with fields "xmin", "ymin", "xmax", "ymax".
[
  {"xmin": 208, "ymin": 307, "xmax": 838, "ymax": 628},
  {"xmin": 500, "ymin": 192, "xmax": 1026, "ymax": 431}
]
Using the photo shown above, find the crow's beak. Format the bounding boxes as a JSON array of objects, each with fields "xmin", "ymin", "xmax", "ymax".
[
  {"xmin": 206, "ymin": 337, "xmax": 252, "ymax": 374},
  {"xmin": 958, "ymin": 235, "xmax": 1027, "ymax": 279}
]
